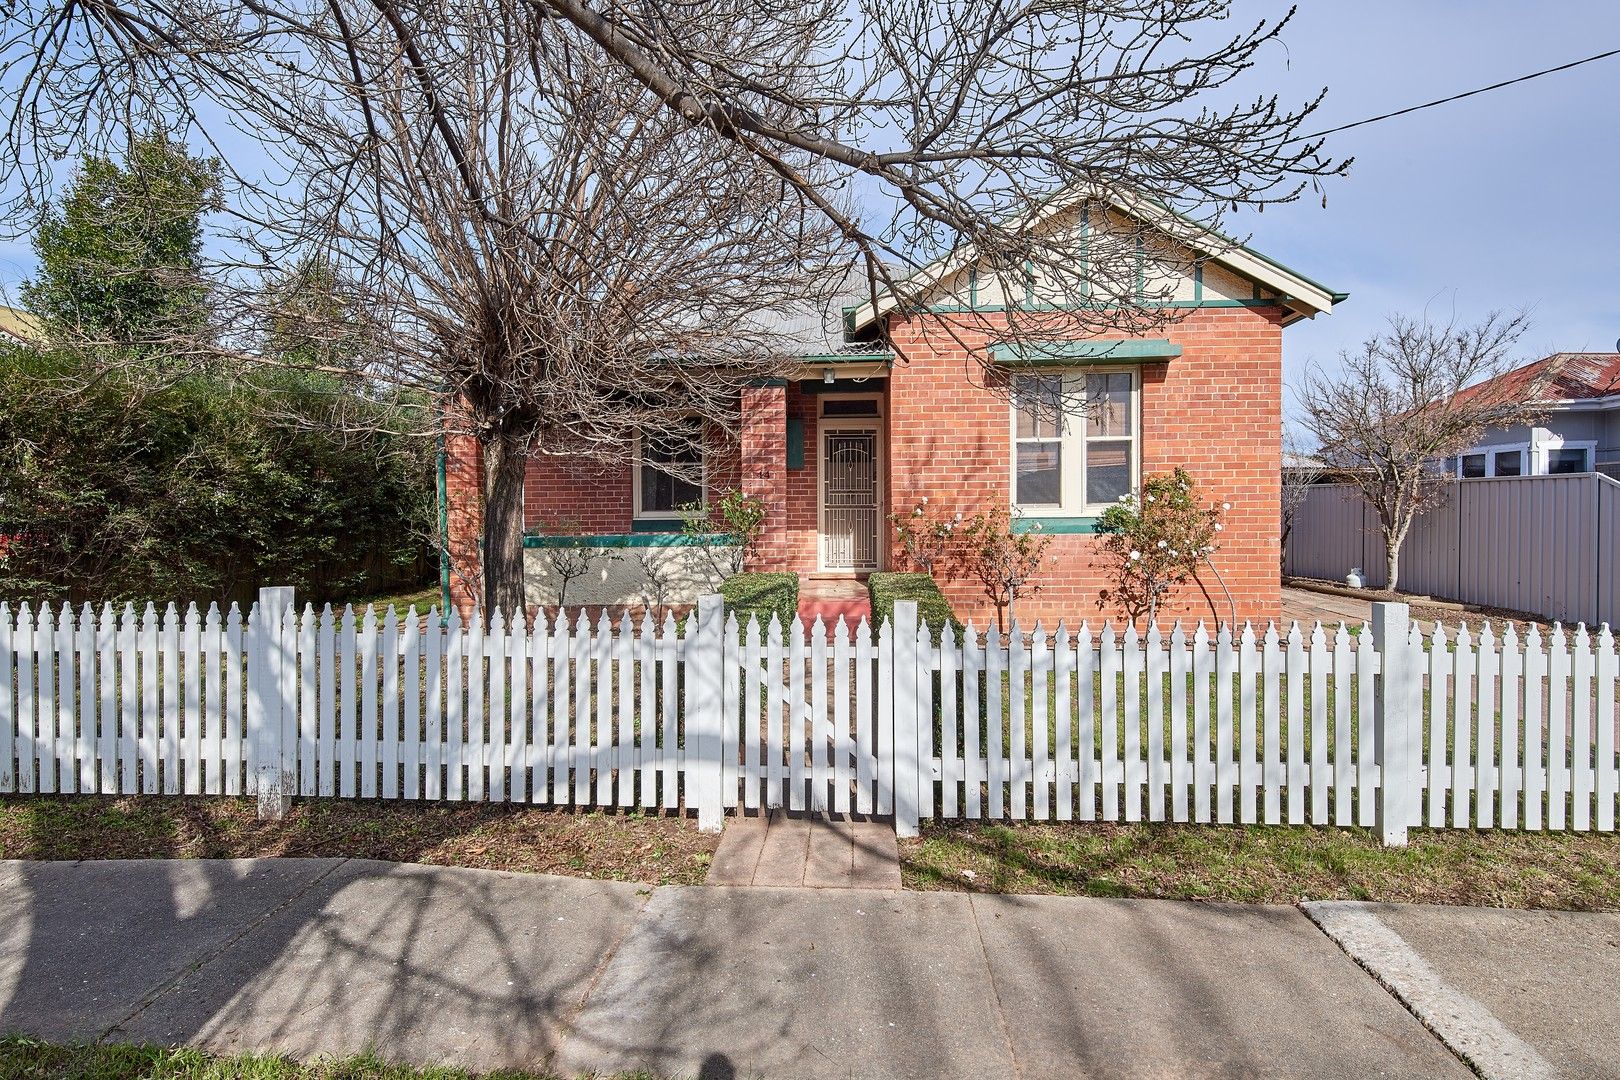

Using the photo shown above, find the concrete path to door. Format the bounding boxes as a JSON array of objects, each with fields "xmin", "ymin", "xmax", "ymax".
[
  {"xmin": 8, "ymin": 857, "xmax": 1614, "ymax": 1078},
  {"xmin": 706, "ymin": 809, "xmax": 901, "ymax": 889},
  {"xmin": 795, "ymin": 576, "xmax": 872, "ymax": 627},
  {"xmin": 1282, "ymin": 584, "xmax": 1443, "ymax": 634}
]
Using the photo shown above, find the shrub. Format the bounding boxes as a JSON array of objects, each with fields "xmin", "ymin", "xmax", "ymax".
[
  {"xmin": 959, "ymin": 506, "xmax": 1052, "ymax": 630},
  {"xmin": 1094, "ymin": 467, "xmax": 1229, "ymax": 623},
  {"xmin": 719, "ymin": 571, "xmax": 798, "ymax": 630},
  {"xmin": 867, "ymin": 572, "xmax": 962, "ymax": 642},
  {"xmin": 681, "ymin": 488, "xmax": 767, "ymax": 578},
  {"xmin": 889, "ymin": 497, "xmax": 962, "ymax": 576}
]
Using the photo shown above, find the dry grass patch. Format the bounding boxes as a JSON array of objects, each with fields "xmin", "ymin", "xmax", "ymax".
[
  {"xmin": 0, "ymin": 1038, "xmax": 664, "ymax": 1079},
  {"xmin": 902, "ymin": 821, "xmax": 1620, "ymax": 910},
  {"xmin": 0, "ymin": 796, "xmax": 716, "ymax": 886}
]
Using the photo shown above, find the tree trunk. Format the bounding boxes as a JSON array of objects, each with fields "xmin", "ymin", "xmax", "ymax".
[
  {"xmin": 1384, "ymin": 539, "xmax": 1402, "ymax": 595},
  {"xmin": 481, "ymin": 430, "xmax": 528, "ymax": 619}
]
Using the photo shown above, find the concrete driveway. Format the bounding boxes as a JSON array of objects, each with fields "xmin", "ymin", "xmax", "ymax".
[{"xmin": 0, "ymin": 858, "xmax": 1609, "ymax": 1078}]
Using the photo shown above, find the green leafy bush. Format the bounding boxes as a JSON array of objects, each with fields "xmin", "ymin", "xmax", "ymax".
[
  {"xmin": 719, "ymin": 571, "xmax": 798, "ymax": 630},
  {"xmin": 1094, "ymin": 467, "xmax": 1228, "ymax": 623},
  {"xmin": 867, "ymin": 572, "xmax": 962, "ymax": 642}
]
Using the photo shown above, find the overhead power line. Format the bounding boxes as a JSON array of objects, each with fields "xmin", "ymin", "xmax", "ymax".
[{"xmin": 1290, "ymin": 46, "xmax": 1620, "ymax": 143}]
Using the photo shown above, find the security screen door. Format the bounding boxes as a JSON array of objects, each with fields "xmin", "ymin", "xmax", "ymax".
[{"xmin": 821, "ymin": 430, "xmax": 879, "ymax": 571}]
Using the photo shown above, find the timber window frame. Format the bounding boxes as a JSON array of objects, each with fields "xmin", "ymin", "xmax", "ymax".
[
  {"xmin": 1009, "ymin": 367, "xmax": 1140, "ymax": 517},
  {"xmin": 633, "ymin": 423, "xmax": 707, "ymax": 519}
]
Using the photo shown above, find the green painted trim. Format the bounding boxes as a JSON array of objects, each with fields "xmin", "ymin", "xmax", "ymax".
[
  {"xmin": 969, "ymin": 268, "xmax": 979, "ymax": 309},
  {"xmin": 1193, "ymin": 262, "xmax": 1204, "ymax": 303},
  {"xmin": 1079, "ymin": 206, "xmax": 1090, "ymax": 298},
  {"xmin": 1013, "ymin": 516, "xmax": 1100, "ymax": 535},
  {"xmin": 792, "ymin": 352, "xmax": 893, "ymax": 364},
  {"xmin": 785, "ymin": 416, "xmax": 805, "ymax": 470},
  {"xmin": 1022, "ymin": 259, "xmax": 1034, "ymax": 308},
  {"xmin": 629, "ymin": 517, "xmax": 687, "ymax": 533},
  {"xmin": 1134, "ymin": 231, "xmax": 1145, "ymax": 303},
  {"xmin": 524, "ymin": 531, "xmax": 738, "ymax": 549},
  {"xmin": 991, "ymin": 339, "xmax": 1182, "ymax": 364},
  {"xmin": 746, "ymin": 377, "xmax": 790, "ymax": 388}
]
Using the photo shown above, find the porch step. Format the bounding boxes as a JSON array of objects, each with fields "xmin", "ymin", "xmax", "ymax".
[{"xmin": 797, "ymin": 575, "xmax": 871, "ymax": 627}]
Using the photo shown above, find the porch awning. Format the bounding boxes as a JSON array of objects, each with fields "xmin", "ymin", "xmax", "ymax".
[{"xmin": 989, "ymin": 338, "xmax": 1182, "ymax": 365}]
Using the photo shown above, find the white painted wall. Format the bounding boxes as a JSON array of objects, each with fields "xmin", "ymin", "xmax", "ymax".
[{"xmin": 523, "ymin": 543, "xmax": 734, "ymax": 609}]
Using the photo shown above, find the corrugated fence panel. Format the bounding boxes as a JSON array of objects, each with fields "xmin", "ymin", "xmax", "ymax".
[
  {"xmin": 1396, "ymin": 486, "xmax": 1461, "ymax": 601},
  {"xmin": 1289, "ymin": 474, "xmax": 1620, "ymax": 628},
  {"xmin": 1285, "ymin": 485, "xmax": 1376, "ymax": 583},
  {"xmin": 1600, "ymin": 477, "xmax": 1619, "ymax": 629}
]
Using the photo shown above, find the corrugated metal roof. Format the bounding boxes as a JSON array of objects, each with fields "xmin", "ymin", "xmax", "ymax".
[{"xmin": 1461, "ymin": 352, "xmax": 1620, "ymax": 403}]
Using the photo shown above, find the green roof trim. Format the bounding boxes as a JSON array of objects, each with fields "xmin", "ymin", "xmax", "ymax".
[
  {"xmin": 794, "ymin": 352, "xmax": 893, "ymax": 364},
  {"xmin": 524, "ymin": 531, "xmax": 737, "ymax": 549},
  {"xmin": 991, "ymin": 339, "xmax": 1182, "ymax": 365}
]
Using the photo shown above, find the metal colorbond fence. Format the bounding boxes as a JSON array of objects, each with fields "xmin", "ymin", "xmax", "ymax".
[
  {"xmin": 1285, "ymin": 473, "xmax": 1620, "ymax": 628},
  {"xmin": 2, "ymin": 590, "xmax": 1617, "ymax": 844}
]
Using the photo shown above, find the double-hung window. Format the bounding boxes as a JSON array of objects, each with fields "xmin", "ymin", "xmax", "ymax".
[
  {"xmin": 1011, "ymin": 369, "xmax": 1138, "ymax": 515},
  {"xmin": 635, "ymin": 423, "xmax": 704, "ymax": 519}
]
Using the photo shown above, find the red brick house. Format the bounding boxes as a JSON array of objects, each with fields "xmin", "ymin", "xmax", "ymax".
[{"xmin": 444, "ymin": 198, "xmax": 1343, "ymax": 625}]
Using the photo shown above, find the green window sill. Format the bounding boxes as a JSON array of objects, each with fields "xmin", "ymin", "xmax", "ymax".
[{"xmin": 1011, "ymin": 515, "xmax": 1101, "ymax": 535}]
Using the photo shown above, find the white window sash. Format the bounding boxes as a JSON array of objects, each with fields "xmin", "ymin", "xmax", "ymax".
[
  {"xmin": 1010, "ymin": 367, "xmax": 1139, "ymax": 516},
  {"xmin": 633, "ymin": 430, "xmax": 707, "ymax": 518}
]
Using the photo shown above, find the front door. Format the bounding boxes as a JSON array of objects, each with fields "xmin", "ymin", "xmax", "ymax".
[{"xmin": 821, "ymin": 429, "xmax": 880, "ymax": 571}]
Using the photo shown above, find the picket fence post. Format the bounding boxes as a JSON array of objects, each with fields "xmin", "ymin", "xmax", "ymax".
[
  {"xmin": 248, "ymin": 585, "xmax": 295, "ymax": 820},
  {"xmin": 687, "ymin": 594, "xmax": 726, "ymax": 832},
  {"xmin": 892, "ymin": 600, "xmax": 920, "ymax": 839},
  {"xmin": 1372, "ymin": 601, "xmax": 1413, "ymax": 847}
]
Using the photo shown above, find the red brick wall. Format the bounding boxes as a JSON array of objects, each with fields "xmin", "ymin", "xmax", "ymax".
[
  {"xmin": 445, "ymin": 306, "xmax": 1285, "ymax": 625},
  {"xmin": 885, "ymin": 306, "xmax": 1284, "ymax": 626},
  {"xmin": 741, "ymin": 386, "xmax": 788, "ymax": 569},
  {"xmin": 443, "ymin": 423, "xmax": 745, "ymax": 613},
  {"xmin": 782, "ymin": 383, "xmax": 823, "ymax": 571},
  {"xmin": 444, "ymin": 430, "xmax": 484, "ymax": 616}
]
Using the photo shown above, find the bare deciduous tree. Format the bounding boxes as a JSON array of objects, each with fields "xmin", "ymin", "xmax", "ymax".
[
  {"xmin": 1, "ymin": 0, "xmax": 1349, "ymax": 611},
  {"xmin": 1297, "ymin": 311, "xmax": 1549, "ymax": 593}
]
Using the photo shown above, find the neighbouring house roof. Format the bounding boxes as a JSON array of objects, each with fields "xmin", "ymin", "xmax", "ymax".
[
  {"xmin": 1457, "ymin": 352, "xmax": 1620, "ymax": 407},
  {"xmin": 0, "ymin": 305, "xmax": 40, "ymax": 344},
  {"xmin": 843, "ymin": 187, "xmax": 1346, "ymax": 334}
]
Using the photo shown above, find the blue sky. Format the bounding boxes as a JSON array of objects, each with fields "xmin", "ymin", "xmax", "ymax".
[
  {"xmin": 2, "ymin": 1, "xmax": 1616, "ymax": 422},
  {"xmin": 1223, "ymin": 1, "xmax": 1620, "ymax": 426}
]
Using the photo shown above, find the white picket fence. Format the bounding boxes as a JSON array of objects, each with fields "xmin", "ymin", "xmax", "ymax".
[{"xmin": 1, "ymin": 589, "xmax": 1616, "ymax": 843}]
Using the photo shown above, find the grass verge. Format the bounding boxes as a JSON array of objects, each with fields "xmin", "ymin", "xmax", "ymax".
[
  {"xmin": 0, "ymin": 796, "xmax": 716, "ymax": 886},
  {"xmin": 0, "ymin": 1038, "xmax": 661, "ymax": 1080},
  {"xmin": 901, "ymin": 820, "xmax": 1620, "ymax": 910}
]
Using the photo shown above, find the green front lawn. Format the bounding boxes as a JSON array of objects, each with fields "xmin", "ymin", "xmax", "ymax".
[{"xmin": 901, "ymin": 820, "xmax": 1620, "ymax": 910}]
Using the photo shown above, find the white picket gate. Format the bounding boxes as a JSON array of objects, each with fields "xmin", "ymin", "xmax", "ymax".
[{"xmin": 1, "ymin": 590, "xmax": 1616, "ymax": 844}]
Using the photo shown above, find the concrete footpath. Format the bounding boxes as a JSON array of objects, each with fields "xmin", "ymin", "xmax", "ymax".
[{"xmin": 0, "ymin": 859, "xmax": 1613, "ymax": 1079}]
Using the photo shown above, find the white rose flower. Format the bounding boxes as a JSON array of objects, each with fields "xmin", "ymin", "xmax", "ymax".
[
  {"xmin": 1221, "ymin": 502, "xmax": 1231, "ymax": 511},
  {"xmin": 921, "ymin": 496, "xmax": 930, "ymax": 504},
  {"xmin": 1156, "ymin": 539, "xmax": 1168, "ymax": 549},
  {"xmin": 1169, "ymin": 549, "xmax": 1178, "ymax": 557},
  {"xmin": 1214, "ymin": 523, "xmax": 1224, "ymax": 532},
  {"xmin": 1129, "ymin": 550, "xmax": 1141, "ymax": 561},
  {"xmin": 1145, "ymin": 494, "xmax": 1155, "ymax": 502}
]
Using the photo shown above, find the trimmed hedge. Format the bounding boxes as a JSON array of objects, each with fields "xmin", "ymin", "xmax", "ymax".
[
  {"xmin": 720, "ymin": 571, "xmax": 799, "ymax": 629},
  {"xmin": 867, "ymin": 572, "xmax": 962, "ymax": 641}
]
